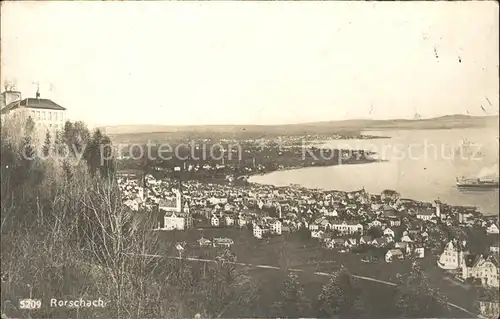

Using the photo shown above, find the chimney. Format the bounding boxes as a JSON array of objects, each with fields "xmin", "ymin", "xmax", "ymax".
[{"xmin": 1, "ymin": 91, "xmax": 22, "ymax": 109}]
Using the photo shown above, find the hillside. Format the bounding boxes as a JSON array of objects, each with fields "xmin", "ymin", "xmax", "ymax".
[{"xmin": 101, "ymin": 115, "xmax": 499, "ymax": 138}]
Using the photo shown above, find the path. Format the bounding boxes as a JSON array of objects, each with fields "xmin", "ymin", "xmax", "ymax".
[{"xmin": 130, "ymin": 253, "xmax": 483, "ymax": 318}]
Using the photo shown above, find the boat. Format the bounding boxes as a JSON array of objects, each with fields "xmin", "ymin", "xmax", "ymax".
[{"xmin": 456, "ymin": 176, "xmax": 499, "ymax": 189}]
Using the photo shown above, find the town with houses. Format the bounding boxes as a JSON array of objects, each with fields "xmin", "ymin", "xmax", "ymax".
[
  {"xmin": 118, "ymin": 170, "xmax": 500, "ymax": 293},
  {"xmin": 1, "ymin": 86, "xmax": 498, "ymax": 317},
  {"xmin": 1, "ymin": 3, "xmax": 499, "ymax": 318}
]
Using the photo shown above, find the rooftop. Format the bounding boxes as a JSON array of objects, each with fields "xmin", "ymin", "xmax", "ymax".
[{"xmin": 1, "ymin": 97, "xmax": 66, "ymax": 114}]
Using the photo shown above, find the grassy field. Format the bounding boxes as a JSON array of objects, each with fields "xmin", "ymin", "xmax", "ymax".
[{"xmin": 156, "ymin": 227, "xmax": 477, "ymax": 318}]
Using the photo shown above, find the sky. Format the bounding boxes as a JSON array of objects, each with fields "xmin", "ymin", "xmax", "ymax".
[{"xmin": 1, "ymin": 1, "xmax": 499, "ymax": 127}]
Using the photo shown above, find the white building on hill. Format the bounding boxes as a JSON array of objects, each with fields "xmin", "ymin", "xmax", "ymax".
[
  {"xmin": 437, "ymin": 241, "xmax": 464, "ymax": 270},
  {"xmin": 1, "ymin": 89, "xmax": 67, "ymax": 140}
]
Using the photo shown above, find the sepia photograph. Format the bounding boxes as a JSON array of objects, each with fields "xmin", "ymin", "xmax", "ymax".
[{"xmin": 1, "ymin": 1, "xmax": 499, "ymax": 318}]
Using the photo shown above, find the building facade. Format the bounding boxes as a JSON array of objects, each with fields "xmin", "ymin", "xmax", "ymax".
[
  {"xmin": 462, "ymin": 253, "xmax": 499, "ymax": 288},
  {"xmin": 1, "ymin": 91, "xmax": 66, "ymax": 140},
  {"xmin": 438, "ymin": 241, "xmax": 464, "ymax": 270},
  {"xmin": 159, "ymin": 188, "xmax": 192, "ymax": 231}
]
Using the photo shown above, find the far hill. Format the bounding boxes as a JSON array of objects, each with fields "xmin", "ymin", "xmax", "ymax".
[{"xmin": 101, "ymin": 115, "xmax": 498, "ymax": 137}]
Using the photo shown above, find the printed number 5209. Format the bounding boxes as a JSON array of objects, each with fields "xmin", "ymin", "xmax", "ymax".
[{"xmin": 19, "ymin": 299, "xmax": 42, "ymax": 309}]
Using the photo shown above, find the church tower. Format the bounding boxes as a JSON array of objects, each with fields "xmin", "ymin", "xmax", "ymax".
[{"xmin": 434, "ymin": 200, "xmax": 441, "ymax": 218}]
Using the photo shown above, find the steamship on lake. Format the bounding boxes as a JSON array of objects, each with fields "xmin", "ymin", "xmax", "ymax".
[{"xmin": 456, "ymin": 176, "xmax": 499, "ymax": 190}]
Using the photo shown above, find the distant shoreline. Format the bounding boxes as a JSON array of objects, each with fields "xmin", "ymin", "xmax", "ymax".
[
  {"xmin": 104, "ymin": 114, "xmax": 499, "ymax": 137},
  {"xmin": 246, "ymin": 162, "xmax": 498, "ymax": 216}
]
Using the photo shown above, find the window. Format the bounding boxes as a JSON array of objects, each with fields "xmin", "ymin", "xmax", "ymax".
[
  {"xmin": 37, "ymin": 111, "xmax": 41, "ymax": 119},
  {"xmin": 49, "ymin": 112, "xmax": 52, "ymax": 120},
  {"xmin": 42, "ymin": 111, "xmax": 46, "ymax": 120}
]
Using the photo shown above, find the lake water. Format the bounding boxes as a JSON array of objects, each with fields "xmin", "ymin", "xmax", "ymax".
[{"xmin": 250, "ymin": 128, "xmax": 499, "ymax": 216}]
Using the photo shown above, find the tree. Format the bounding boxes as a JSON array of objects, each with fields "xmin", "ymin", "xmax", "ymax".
[
  {"xmin": 317, "ymin": 268, "xmax": 366, "ymax": 319},
  {"xmin": 99, "ymin": 135, "xmax": 115, "ymax": 178},
  {"xmin": 42, "ymin": 131, "xmax": 51, "ymax": 157},
  {"xmin": 83, "ymin": 129, "xmax": 115, "ymax": 178},
  {"xmin": 246, "ymin": 222, "xmax": 253, "ymax": 231},
  {"xmin": 367, "ymin": 226, "xmax": 383, "ymax": 238},
  {"xmin": 169, "ymin": 261, "xmax": 258, "ymax": 318},
  {"xmin": 25, "ymin": 116, "xmax": 35, "ymax": 136},
  {"xmin": 394, "ymin": 261, "xmax": 449, "ymax": 317},
  {"xmin": 63, "ymin": 120, "xmax": 90, "ymax": 156},
  {"xmin": 13, "ymin": 118, "xmax": 41, "ymax": 189},
  {"xmin": 61, "ymin": 159, "xmax": 73, "ymax": 182},
  {"xmin": 381, "ymin": 189, "xmax": 400, "ymax": 202},
  {"xmin": 271, "ymin": 273, "xmax": 310, "ymax": 318},
  {"xmin": 1, "ymin": 118, "xmax": 261, "ymax": 319}
]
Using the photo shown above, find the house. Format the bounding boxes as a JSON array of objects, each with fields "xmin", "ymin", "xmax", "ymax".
[
  {"xmin": 163, "ymin": 212, "xmax": 192, "ymax": 230},
  {"xmin": 320, "ymin": 219, "xmax": 331, "ymax": 230},
  {"xmin": 253, "ymin": 224, "xmax": 264, "ymax": 239},
  {"xmin": 416, "ymin": 208, "xmax": 434, "ymax": 221},
  {"xmin": 389, "ymin": 219, "xmax": 401, "ymax": 227},
  {"xmin": 311, "ymin": 230, "xmax": 324, "ymax": 239},
  {"xmin": 209, "ymin": 197, "xmax": 228, "ymax": 205},
  {"xmin": 368, "ymin": 220, "xmax": 382, "ymax": 228},
  {"xmin": 385, "ymin": 249, "xmax": 404, "ymax": 262},
  {"xmin": 158, "ymin": 188, "xmax": 192, "ymax": 231},
  {"xmin": 1, "ymin": 90, "xmax": 67, "ymax": 139},
  {"xmin": 414, "ymin": 247, "xmax": 425, "ymax": 258},
  {"xmin": 211, "ymin": 215, "xmax": 220, "ymax": 227},
  {"xmin": 253, "ymin": 220, "xmax": 279, "ymax": 239},
  {"xmin": 309, "ymin": 223, "xmax": 320, "ymax": 231},
  {"xmin": 395, "ymin": 242, "xmax": 411, "ymax": 254},
  {"xmin": 458, "ymin": 212, "xmax": 474, "ymax": 224},
  {"xmin": 197, "ymin": 237, "xmax": 212, "ymax": 247},
  {"xmin": 238, "ymin": 216, "xmax": 249, "ymax": 228},
  {"xmin": 479, "ymin": 301, "xmax": 499, "ymax": 319},
  {"xmin": 438, "ymin": 241, "xmax": 464, "ymax": 270},
  {"xmin": 271, "ymin": 219, "xmax": 282, "ymax": 235},
  {"xmin": 400, "ymin": 235, "xmax": 414, "ymax": 243},
  {"xmin": 486, "ymin": 224, "xmax": 499, "ymax": 234},
  {"xmin": 225, "ymin": 215, "xmax": 235, "ymax": 226},
  {"xmin": 383, "ymin": 228, "xmax": 395, "ymax": 237},
  {"xmin": 324, "ymin": 209, "xmax": 338, "ymax": 217},
  {"xmin": 330, "ymin": 221, "xmax": 363, "ymax": 234},
  {"xmin": 462, "ymin": 254, "xmax": 499, "ymax": 288},
  {"xmin": 212, "ymin": 237, "xmax": 234, "ymax": 248}
]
